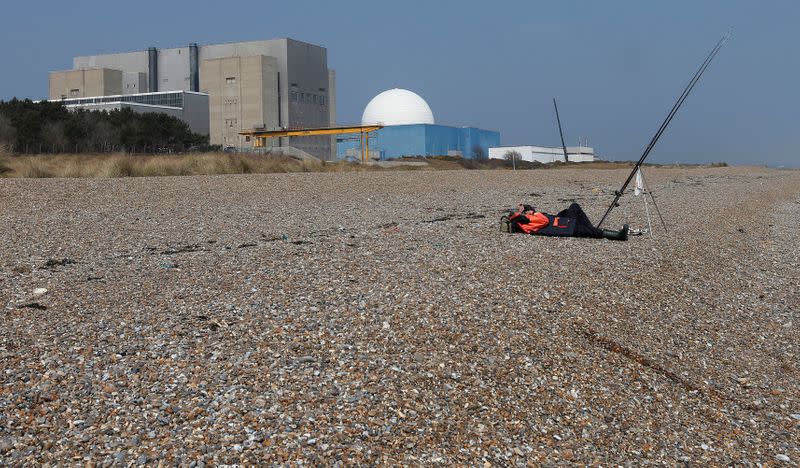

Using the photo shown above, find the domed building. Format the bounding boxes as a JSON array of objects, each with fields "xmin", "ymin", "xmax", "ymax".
[
  {"xmin": 361, "ymin": 89, "xmax": 435, "ymax": 126},
  {"xmin": 338, "ymin": 88, "xmax": 499, "ymax": 160}
]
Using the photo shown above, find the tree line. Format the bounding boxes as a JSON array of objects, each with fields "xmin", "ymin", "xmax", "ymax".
[{"xmin": 0, "ymin": 99, "xmax": 210, "ymax": 154}]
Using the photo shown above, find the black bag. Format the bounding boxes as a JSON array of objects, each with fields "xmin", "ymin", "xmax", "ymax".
[{"xmin": 499, "ymin": 215, "xmax": 512, "ymax": 233}]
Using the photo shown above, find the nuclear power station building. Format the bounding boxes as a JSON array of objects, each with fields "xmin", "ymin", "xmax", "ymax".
[
  {"xmin": 338, "ymin": 89, "xmax": 500, "ymax": 160},
  {"xmin": 49, "ymin": 38, "xmax": 336, "ymax": 160}
]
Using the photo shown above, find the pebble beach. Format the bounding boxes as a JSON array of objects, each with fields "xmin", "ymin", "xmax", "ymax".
[{"xmin": 1, "ymin": 166, "xmax": 798, "ymax": 465}]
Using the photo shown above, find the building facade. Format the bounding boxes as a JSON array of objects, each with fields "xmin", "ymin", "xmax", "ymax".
[
  {"xmin": 49, "ymin": 68, "xmax": 122, "ymax": 99},
  {"xmin": 488, "ymin": 145, "xmax": 596, "ymax": 163},
  {"xmin": 200, "ymin": 55, "xmax": 279, "ymax": 150},
  {"xmin": 338, "ymin": 124, "xmax": 501, "ymax": 160},
  {"xmin": 50, "ymin": 38, "xmax": 336, "ymax": 159}
]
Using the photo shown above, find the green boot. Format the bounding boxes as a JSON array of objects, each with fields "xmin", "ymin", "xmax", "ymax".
[{"xmin": 602, "ymin": 224, "xmax": 629, "ymax": 241}]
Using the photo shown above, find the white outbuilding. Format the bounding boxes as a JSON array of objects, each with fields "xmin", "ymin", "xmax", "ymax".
[{"xmin": 489, "ymin": 145, "xmax": 596, "ymax": 163}]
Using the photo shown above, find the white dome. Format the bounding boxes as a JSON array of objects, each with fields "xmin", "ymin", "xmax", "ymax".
[{"xmin": 361, "ymin": 88, "xmax": 435, "ymax": 126}]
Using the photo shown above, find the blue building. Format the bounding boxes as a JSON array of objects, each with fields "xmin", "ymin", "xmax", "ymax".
[
  {"xmin": 338, "ymin": 124, "xmax": 500, "ymax": 160},
  {"xmin": 339, "ymin": 88, "xmax": 500, "ymax": 160}
]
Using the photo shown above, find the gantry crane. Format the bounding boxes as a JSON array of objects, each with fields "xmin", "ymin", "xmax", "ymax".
[{"xmin": 239, "ymin": 125, "xmax": 383, "ymax": 163}]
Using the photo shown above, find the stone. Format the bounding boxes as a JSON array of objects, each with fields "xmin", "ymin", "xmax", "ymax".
[
  {"xmin": 0, "ymin": 438, "xmax": 12, "ymax": 453},
  {"xmin": 2, "ymin": 167, "xmax": 798, "ymax": 464}
]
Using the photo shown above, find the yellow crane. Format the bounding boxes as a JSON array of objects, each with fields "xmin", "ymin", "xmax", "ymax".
[{"xmin": 239, "ymin": 125, "xmax": 383, "ymax": 163}]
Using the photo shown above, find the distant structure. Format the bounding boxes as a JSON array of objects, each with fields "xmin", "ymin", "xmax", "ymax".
[
  {"xmin": 488, "ymin": 145, "xmax": 596, "ymax": 163},
  {"xmin": 362, "ymin": 89, "xmax": 435, "ymax": 126},
  {"xmin": 54, "ymin": 91, "xmax": 210, "ymax": 136},
  {"xmin": 338, "ymin": 88, "xmax": 499, "ymax": 160},
  {"xmin": 49, "ymin": 38, "xmax": 336, "ymax": 159}
]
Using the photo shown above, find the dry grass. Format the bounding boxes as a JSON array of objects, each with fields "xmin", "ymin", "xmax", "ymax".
[
  {"xmin": 0, "ymin": 152, "xmax": 727, "ymax": 179},
  {"xmin": 0, "ymin": 153, "xmax": 509, "ymax": 178},
  {"xmin": 0, "ymin": 153, "xmax": 374, "ymax": 178}
]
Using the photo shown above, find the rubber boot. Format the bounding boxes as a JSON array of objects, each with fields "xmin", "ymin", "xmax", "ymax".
[{"xmin": 602, "ymin": 224, "xmax": 629, "ymax": 241}]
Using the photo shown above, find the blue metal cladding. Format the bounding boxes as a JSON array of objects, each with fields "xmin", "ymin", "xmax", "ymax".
[{"xmin": 337, "ymin": 124, "xmax": 500, "ymax": 160}]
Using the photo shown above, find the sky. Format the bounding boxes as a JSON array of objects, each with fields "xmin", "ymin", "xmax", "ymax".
[{"xmin": 1, "ymin": 0, "xmax": 797, "ymax": 167}]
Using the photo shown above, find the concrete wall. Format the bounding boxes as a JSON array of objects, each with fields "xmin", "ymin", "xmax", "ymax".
[
  {"xmin": 75, "ymin": 50, "xmax": 148, "ymax": 73},
  {"xmin": 328, "ymin": 69, "xmax": 336, "ymax": 160},
  {"xmin": 49, "ymin": 68, "xmax": 122, "ymax": 99},
  {"xmin": 488, "ymin": 145, "xmax": 595, "ymax": 163},
  {"xmin": 49, "ymin": 70, "xmax": 81, "ymax": 99},
  {"xmin": 74, "ymin": 51, "xmax": 149, "ymax": 88},
  {"xmin": 489, "ymin": 146, "xmax": 562, "ymax": 163},
  {"xmin": 198, "ymin": 40, "xmax": 287, "ymax": 125},
  {"xmin": 200, "ymin": 39, "xmax": 333, "ymax": 158},
  {"xmin": 195, "ymin": 38, "xmax": 333, "ymax": 157},
  {"xmin": 200, "ymin": 55, "xmax": 278, "ymax": 149},
  {"xmin": 123, "ymin": 72, "xmax": 147, "ymax": 95},
  {"xmin": 158, "ymin": 46, "xmax": 191, "ymax": 91},
  {"xmin": 566, "ymin": 154, "xmax": 595, "ymax": 162},
  {"xmin": 102, "ymin": 70, "xmax": 122, "ymax": 96},
  {"xmin": 182, "ymin": 92, "xmax": 211, "ymax": 136},
  {"xmin": 75, "ymin": 47, "xmax": 193, "ymax": 93},
  {"xmin": 285, "ymin": 39, "xmax": 331, "ymax": 159}
]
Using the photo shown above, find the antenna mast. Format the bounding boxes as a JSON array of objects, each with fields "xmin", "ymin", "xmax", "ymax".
[{"xmin": 553, "ymin": 98, "xmax": 569, "ymax": 163}]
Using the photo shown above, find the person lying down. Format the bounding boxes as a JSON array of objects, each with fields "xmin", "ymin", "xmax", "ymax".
[{"xmin": 501, "ymin": 202, "xmax": 629, "ymax": 241}]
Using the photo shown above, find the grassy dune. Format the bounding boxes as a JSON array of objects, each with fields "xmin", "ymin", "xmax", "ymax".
[
  {"xmin": 0, "ymin": 152, "xmax": 726, "ymax": 179},
  {"xmin": 0, "ymin": 153, "xmax": 350, "ymax": 178},
  {"xmin": 0, "ymin": 153, "xmax": 521, "ymax": 178}
]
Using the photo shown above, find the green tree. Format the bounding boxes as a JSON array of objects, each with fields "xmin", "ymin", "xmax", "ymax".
[{"xmin": 0, "ymin": 114, "xmax": 16, "ymax": 153}]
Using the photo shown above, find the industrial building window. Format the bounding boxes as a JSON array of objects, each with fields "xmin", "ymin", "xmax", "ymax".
[
  {"xmin": 70, "ymin": 89, "xmax": 80, "ymax": 97},
  {"xmin": 59, "ymin": 91, "xmax": 183, "ymax": 109},
  {"xmin": 226, "ymin": 77, "xmax": 236, "ymax": 84}
]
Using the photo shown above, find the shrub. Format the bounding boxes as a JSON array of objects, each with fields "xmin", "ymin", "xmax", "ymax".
[{"xmin": 0, "ymin": 99, "xmax": 207, "ymax": 154}]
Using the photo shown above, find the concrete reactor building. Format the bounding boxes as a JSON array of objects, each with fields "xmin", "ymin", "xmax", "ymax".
[
  {"xmin": 338, "ymin": 89, "xmax": 500, "ymax": 160},
  {"xmin": 49, "ymin": 38, "xmax": 336, "ymax": 160}
]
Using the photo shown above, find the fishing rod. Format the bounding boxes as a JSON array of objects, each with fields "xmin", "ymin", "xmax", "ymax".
[
  {"xmin": 597, "ymin": 30, "xmax": 731, "ymax": 228},
  {"xmin": 553, "ymin": 98, "xmax": 569, "ymax": 163}
]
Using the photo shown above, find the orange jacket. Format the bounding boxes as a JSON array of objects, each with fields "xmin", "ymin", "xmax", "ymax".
[{"xmin": 509, "ymin": 211, "xmax": 550, "ymax": 234}]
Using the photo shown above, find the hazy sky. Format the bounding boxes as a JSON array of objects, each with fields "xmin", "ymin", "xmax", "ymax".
[{"xmin": 1, "ymin": 1, "xmax": 797, "ymax": 167}]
